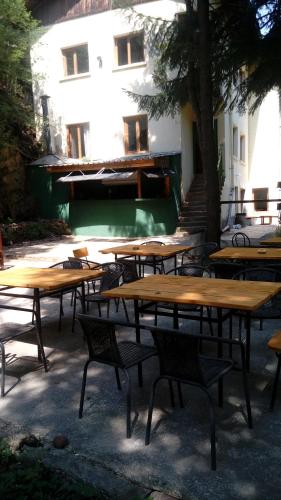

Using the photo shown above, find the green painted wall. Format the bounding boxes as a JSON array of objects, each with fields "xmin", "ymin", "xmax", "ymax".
[
  {"xmin": 27, "ymin": 154, "xmax": 182, "ymax": 237},
  {"xmin": 70, "ymin": 198, "xmax": 177, "ymax": 237}
]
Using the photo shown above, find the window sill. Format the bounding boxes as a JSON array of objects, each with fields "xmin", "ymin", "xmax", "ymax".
[
  {"xmin": 60, "ymin": 73, "xmax": 91, "ymax": 83},
  {"xmin": 112, "ymin": 62, "xmax": 146, "ymax": 73}
]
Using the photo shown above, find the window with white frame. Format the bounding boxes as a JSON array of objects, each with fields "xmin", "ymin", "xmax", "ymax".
[
  {"xmin": 115, "ymin": 32, "xmax": 144, "ymax": 67},
  {"xmin": 232, "ymin": 126, "xmax": 238, "ymax": 157},
  {"xmin": 62, "ymin": 44, "xmax": 89, "ymax": 77},
  {"xmin": 66, "ymin": 123, "xmax": 89, "ymax": 159}
]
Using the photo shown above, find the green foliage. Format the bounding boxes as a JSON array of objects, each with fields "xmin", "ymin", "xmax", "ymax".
[
  {"xmin": 0, "ymin": 438, "xmax": 103, "ymax": 500},
  {"xmin": 1, "ymin": 219, "xmax": 71, "ymax": 245},
  {"xmin": 0, "ymin": 0, "xmax": 39, "ymax": 149}
]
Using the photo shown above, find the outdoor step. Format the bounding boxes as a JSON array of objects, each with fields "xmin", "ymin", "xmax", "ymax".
[
  {"xmin": 179, "ymin": 221, "xmax": 207, "ymax": 227},
  {"xmin": 178, "ymin": 215, "xmax": 208, "ymax": 222}
]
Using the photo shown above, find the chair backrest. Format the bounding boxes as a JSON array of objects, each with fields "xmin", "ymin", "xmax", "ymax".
[
  {"xmin": 68, "ymin": 257, "xmax": 100, "ymax": 270},
  {"xmin": 78, "ymin": 314, "xmax": 122, "ymax": 366},
  {"xmin": 100, "ymin": 262, "xmax": 125, "ymax": 292},
  {"xmin": 232, "ymin": 266, "xmax": 281, "ymax": 283},
  {"xmin": 232, "ymin": 232, "xmax": 251, "ymax": 247},
  {"xmin": 73, "ymin": 247, "xmax": 89, "ymax": 259},
  {"xmin": 141, "ymin": 241, "xmax": 165, "ymax": 246},
  {"xmin": 167, "ymin": 264, "xmax": 211, "ymax": 278},
  {"xmin": 210, "ymin": 261, "xmax": 245, "ymax": 279},
  {"xmin": 117, "ymin": 258, "xmax": 139, "ymax": 283},
  {"xmin": 49, "ymin": 260, "xmax": 83, "ymax": 269},
  {"xmin": 151, "ymin": 328, "xmax": 206, "ymax": 384},
  {"xmin": 182, "ymin": 242, "xmax": 218, "ymax": 265}
]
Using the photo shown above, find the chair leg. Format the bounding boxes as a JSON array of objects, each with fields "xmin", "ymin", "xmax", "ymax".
[
  {"xmin": 218, "ymin": 378, "xmax": 223, "ymax": 408},
  {"xmin": 58, "ymin": 292, "xmax": 63, "ymax": 331},
  {"xmin": 177, "ymin": 381, "xmax": 184, "ymax": 408},
  {"xmin": 207, "ymin": 307, "xmax": 214, "ymax": 336},
  {"xmin": 79, "ymin": 360, "xmax": 91, "ymax": 418},
  {"xmin": 145, "ymin": 377, "xmax": 161, "ymax": 445},
  {"xmin": 270, "ymin": 353, "xmax": 281, "ymax": 410},
  {"xmin": 169, "ymin": 380, "xmax": 175, "ymax": 407},
  {"xmin": 97, "ymin": 303, "xmax": 102, "ymax": 317},
  {"xmin": 240, "ymin": 343, "xmax": 253, "ymax": 428},
  {"xmin": 123, "ymin": 369, "xmax": 132, "ymax": 438},
  {"xmin": 122, "ymin": 299, "xmax": 130, "ymax": 322},
  {"xmin": 106, "ymin": 301, "xmax": 110, "ymax": 318},
  {"xmin": 204, "ymin": 389, "xmax": 216, "ymax": 471},
  {"xmin": 115, "ymin": 367, "xmax": 121, "ymax": 390},
  {"xmin": 0, "ymin": 342, "xmax": 6, "ymax": 397}
]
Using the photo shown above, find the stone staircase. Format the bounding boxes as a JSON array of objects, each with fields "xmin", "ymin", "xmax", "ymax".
[{"xmin": 176, "ymin": 174, "xmax": 208, "ymax": 234}]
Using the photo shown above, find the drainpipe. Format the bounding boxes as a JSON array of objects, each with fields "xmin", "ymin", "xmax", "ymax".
[
  {"xmin": 40, "ymin": 95, "xmax": 52, "ymax": 154},
  {"xmin": 226, "ymin": 109, "xmax": 235, "ymax": 227}
]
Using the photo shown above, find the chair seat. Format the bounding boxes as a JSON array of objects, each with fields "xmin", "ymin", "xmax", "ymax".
[
  {"xmin": 85, "ymin": 293, "xmax": 108, "ymax": 303},
  {"xmin": 268, "ymin": 331, "xmax": 281, "ymax": 352},
  {"xmin": 200, "ymin": 356, "xmax": 233, "ymax": 386},
  {"xmin": 234, "ymin": 303, "xmax": 281, "ymax": 319},
  {"xmin": 0, "ymin": 323, "xmax": 35, "ymax": 343},
  {"xmin": 118, "ymin": 341, "xmax": 157, "ymax": 368}
]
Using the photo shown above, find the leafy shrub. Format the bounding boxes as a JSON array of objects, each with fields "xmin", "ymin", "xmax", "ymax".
[
  {"xmin": 0, "ymin": 439, "xmax": 104, "ymax": 500},
  {"xmin": 1, "ymin": 219, "xmax": 71, "ymax": 245}
]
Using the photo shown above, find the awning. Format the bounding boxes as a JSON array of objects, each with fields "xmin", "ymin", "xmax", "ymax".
[{"xmin": 56, "ymin": 171, "xmax": 138, "ymax": 185}]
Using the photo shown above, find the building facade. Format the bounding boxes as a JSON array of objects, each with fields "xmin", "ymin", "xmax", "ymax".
[{"xmin": 29, "ymin": 0, "xmax": 281, "ymax": 236}]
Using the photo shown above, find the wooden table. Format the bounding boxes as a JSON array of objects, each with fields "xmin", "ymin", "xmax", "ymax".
[
  {"xmin": 100, "ymin": 244, "xmax": 192, "ymax": 273},
  {"xmin": 0, "ymin": 267, "xmax": 104, "ymax": 371},
  {"xmin": 103, "ymin": 274, "xmax": 281, "ymax": 370},
  {"xmin": 260, "ymin": 237, "xmax": 281, "ymax": 247},
  {"xmin": 210, "ymin": 247, "xmax": 281, "ymax": 261}
]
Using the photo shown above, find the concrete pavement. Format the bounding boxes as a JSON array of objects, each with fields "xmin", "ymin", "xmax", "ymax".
[{"xmin": 0, "ymin": 227, "xmax": 281, "ymax": 499}]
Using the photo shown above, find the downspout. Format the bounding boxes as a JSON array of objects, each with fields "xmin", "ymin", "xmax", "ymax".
[
  {"xmin": 226, "ymin": 109, "xmax": 235, "ymax": 227},
  {"xmin": 40, "ymin": 94, "xmax": 52, "ymax": 154}
]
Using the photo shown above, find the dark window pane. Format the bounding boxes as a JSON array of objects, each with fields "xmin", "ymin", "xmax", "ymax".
[
  {"xmin": 76, "ymin": 45, "xmax": 89, "ymax": 73},
  {"xmin": 117, "ymin": 38, "xmax": 128, "ymax": 66},
  {"xmin": 130, "ymin": 33, "xmax": 144, "ymax": 63},
  {"xmin": 64, "ymin": 50, "xmax": 74, "ymax": 75},
  {"xmin": 127, "ymin": 120, "xmax": 137, "ymax": 152},
  {"xmin": 139, "ymin": 116, "xmax": 148, "ymax": 150}
]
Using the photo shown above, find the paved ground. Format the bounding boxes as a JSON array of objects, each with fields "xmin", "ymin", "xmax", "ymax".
[{"xmin": 1, "ymin": 226, "xmax": 281, "ymax": 499}]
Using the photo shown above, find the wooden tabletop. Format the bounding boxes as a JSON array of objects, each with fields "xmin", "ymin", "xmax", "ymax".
[
  {"xmin": 210, "ymin": 247, "xmax": 281, "ymax": 260},
  {"xmin": 0, "ymin": 267, "xmax": 104, "ymax": 291},
  {"xmin": 100, "ymin": 244, "xmax": 192, "ymax": 257},
  {"xmin": 103, "ymin": 274, "xmax": 281, "ymax": 311},
  {"xmin": 261, "ymin": 237, "xmax": 281, "ymax": 246}
]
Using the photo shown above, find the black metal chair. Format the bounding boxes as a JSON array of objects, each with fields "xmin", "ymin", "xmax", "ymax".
[
  {"xmin": 0, "ymin": 323, "xmax": 36, "ymax": 396},
  {"xmin": 267, "ymin": 330, "xmax": 281, "ymax": 410},
  {"xmin": 68, "ymin": 257, "xmax": 101, "ymax": 295},
  {"xmin": 32, "ymin": 260, "xmax": 82, "ymax": 331},
  {"xmin": 73, "ymin": 262, "xmax": 129, "ymax": 328},
  {"xmin": 209, "ymin": 261, "xmax": 245, "ymax": 279},
  {"xmin": 154, "ymin": 265, "xmax": 214, "ymax": 334},
  {"xmin": 232, "ymin": 267, "xmax": 281, "ymax": 338},
  {"xmin": 139, "ymin": 241, "xmax": 166, "ymax": 276},
  {"xmin": 232, "ymin": 232, "xmax": 251, "ymax": 247},
  {"xmin": 145, "ymin": 327, "xmax": 252, "ymax": 470},
  {"xmin": 77, "ymin": 315, "xmax": 156, "ymax": 438},
  {"xmin": 181, "ymin": 242, "xmax": 218, "ymax": 266}
]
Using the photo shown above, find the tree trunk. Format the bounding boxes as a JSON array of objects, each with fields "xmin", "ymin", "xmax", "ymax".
[{"xmin": 197, "ymin": 0, "xmax": 221, "ymax": 243}]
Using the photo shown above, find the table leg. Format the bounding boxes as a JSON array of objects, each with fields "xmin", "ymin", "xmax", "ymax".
[
  {"xmin": 81, "ymin": 281, "xmax": 86, "ymax": 314},
  {"xmin": 33, "ymin": 288, "xmax": 48, "ymax": 372},
  {"xmin": 245, "ymin": 312, "xmax": 251, "ymax": 372},
  {"xmin": 217, "ymin": 308, "xmax": 223, "ymax": 358},
  {"xmin": 134, "ymin": 299, "xmax": 143, "ymax": 387}
]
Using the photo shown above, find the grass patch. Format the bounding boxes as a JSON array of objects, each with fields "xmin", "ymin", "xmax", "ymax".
[{"xmin": 0, "ymin": 438, "xmax": 105, "ymax": 499}]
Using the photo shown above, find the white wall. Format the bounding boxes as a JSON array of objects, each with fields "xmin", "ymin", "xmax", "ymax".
[
  {"xmin": 248, "ymin": 89, "xmax": 281, "ymax": 217},
  {"xmin": 31, "ymin": 1, "xmax": 184, "ymax": 161}
]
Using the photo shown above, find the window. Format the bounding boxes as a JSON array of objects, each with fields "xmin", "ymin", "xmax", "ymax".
[
  {"xmin": 124, "ymin": 115, "xmax": 148, "ymax": 154},
  {"xmin": 62, "ymin": 44, "xmax": 89, "ymax": 77},
  {"xmin": 240, "ymin": 135, "xmax": 245, "ymax": 162},
  {"xmin": 253, "ymin": 187, "xmax": 268, "ymax": 211},
  {"xmin": 67, "ymin": 123, "xmax": 89, "ymax": 159},
  {"xmin": 232, "ymin": 126, "xmax": 238, "ymax": 157},
  {"xmin": 115, "ymin": 32, "xmax": 144, "ymax": 66}
]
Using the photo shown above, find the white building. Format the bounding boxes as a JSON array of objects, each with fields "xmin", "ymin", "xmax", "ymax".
[{"xmin": 29, "ymin": 0, "xmax": 281, "ymax": 237}]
